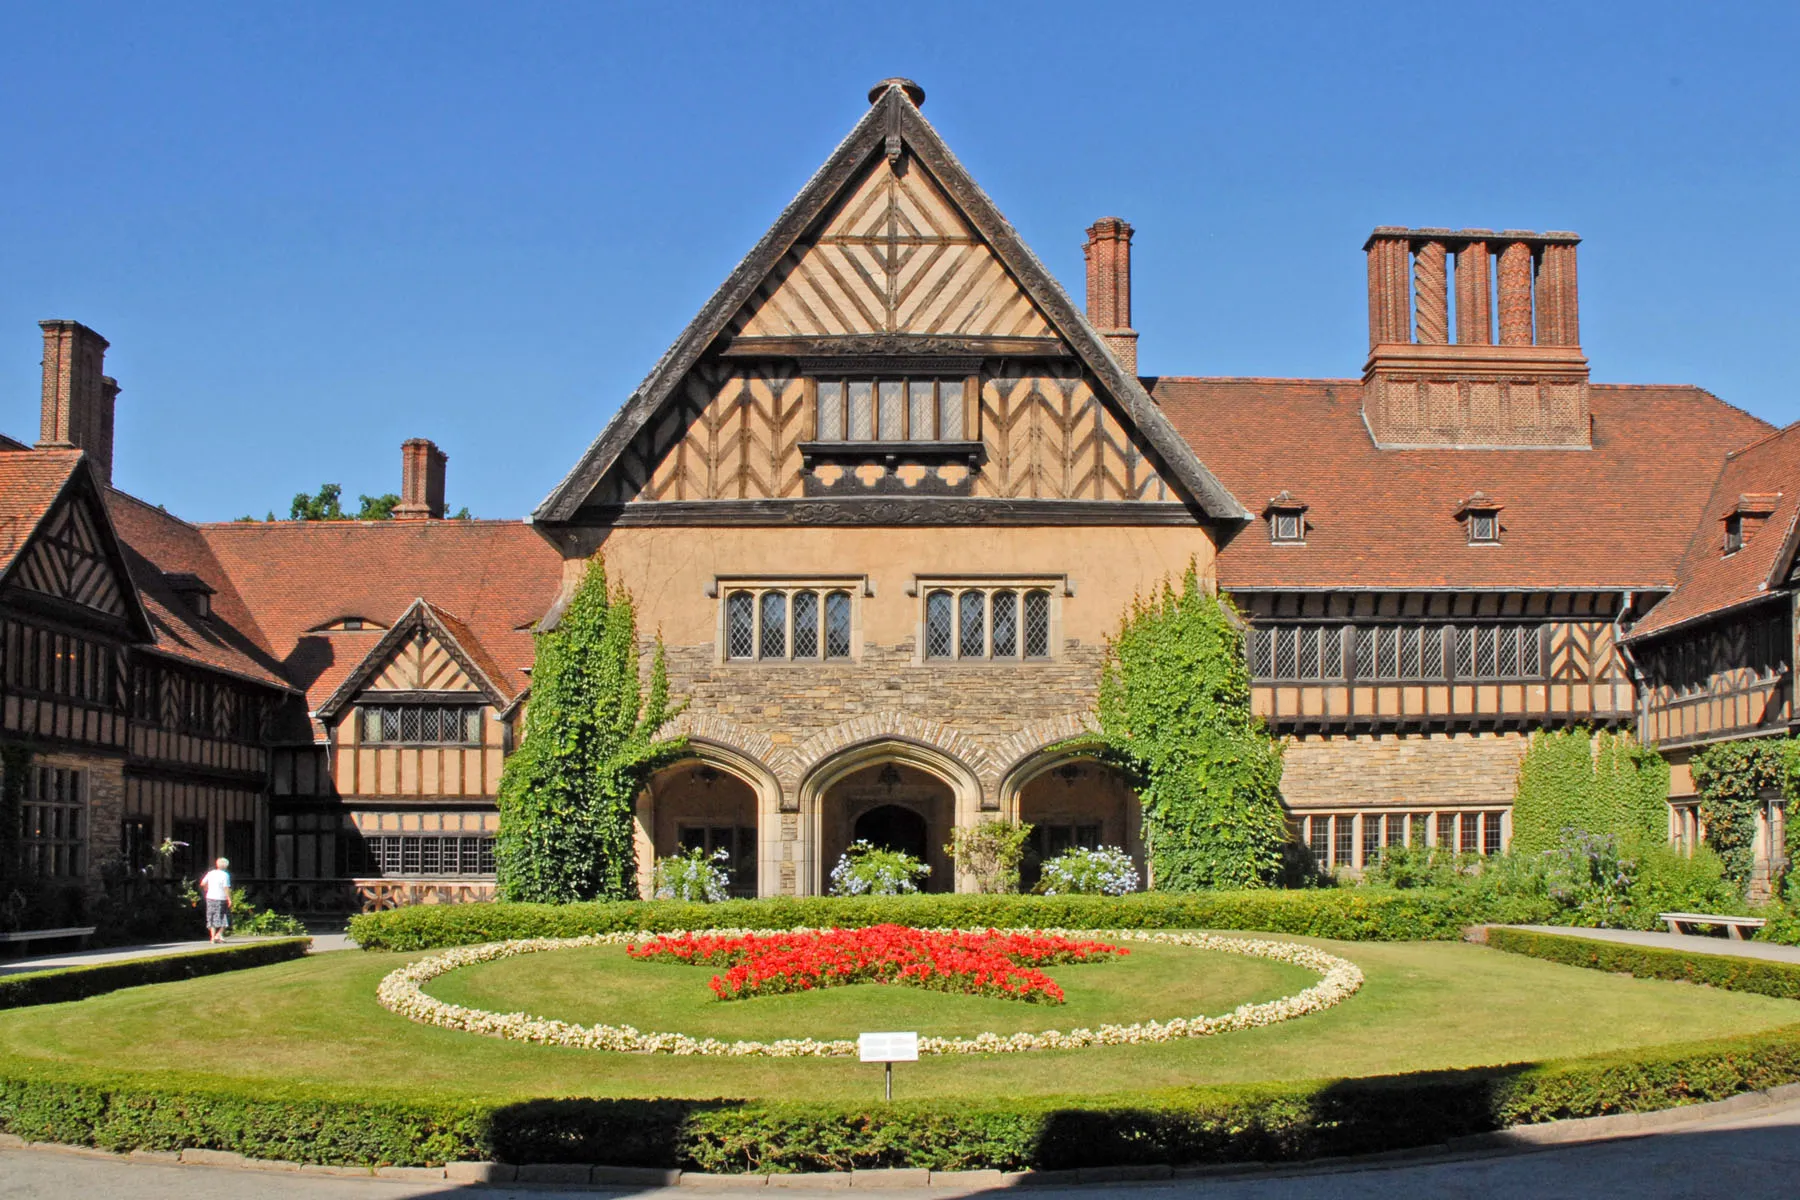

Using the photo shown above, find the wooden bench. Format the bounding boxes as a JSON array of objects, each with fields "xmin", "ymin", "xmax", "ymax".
[
  {"xmin": 0, "ymin": 926, "xmax": 97, "ymax": 956},
  {"xmin": 1658, "ymin": 912, "xmax": 1767, "ymax": 941}
]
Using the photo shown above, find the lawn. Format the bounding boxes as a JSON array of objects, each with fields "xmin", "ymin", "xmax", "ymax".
[{"xmin": 1, "ymin": 935, "xmax": 1795, "ymax": 1103}]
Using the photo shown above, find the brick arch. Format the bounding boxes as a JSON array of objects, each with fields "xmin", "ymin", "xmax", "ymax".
[
  {"xmin": 661, "ymin": 713, "xmax": 800, "ymax": 785},
  {"xmin": 793, "ymin": 713, "xmax": 994, "ymax": 791},
  {"xmin": 991, "ymin": 713, "xmax": 1101, "ymax": 787}
]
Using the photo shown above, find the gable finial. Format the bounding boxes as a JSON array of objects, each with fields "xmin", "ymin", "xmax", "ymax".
[{"xmin": 867, "ymin": 77, "xmax": 925, "ymax": 108}]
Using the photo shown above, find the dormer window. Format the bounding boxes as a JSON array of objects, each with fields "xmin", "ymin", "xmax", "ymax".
[
  {"xmin": 162, "ymin": 572, "xmax": 214, "ymax": 619},
  {"xmin": 1723, "ymin": 494, "xmax": 1779, "ymax": 556},
  {"xmin": 1455, "ymin": 492, "xmax": 1503, "ymax": 546},
  {"xmin": 1264, "ymin": 491, "xmax": 1308, "ymax": 545}
]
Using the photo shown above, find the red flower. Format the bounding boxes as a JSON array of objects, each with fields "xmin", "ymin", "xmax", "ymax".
[{"xmin": 631, "ymin": 925, "xmax": 1127, "ymax": 1005}]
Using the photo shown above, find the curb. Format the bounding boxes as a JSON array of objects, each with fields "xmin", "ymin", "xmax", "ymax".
[{"xmin": 5, "ymin": 1082, "xmax": 1800, "ymax": 1189}]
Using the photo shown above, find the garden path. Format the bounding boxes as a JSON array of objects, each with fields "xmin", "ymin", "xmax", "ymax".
[
  {"xmin": 1509, "ymin": 925, "xmax": 1800, "ymax": 964},
  {"xmin": 4, "ymin": 1091, "xmax": 1800, "ymax": 1198},
  {"xmin": 0, "ymin": 933, "xmax": 356, "ymax": 977}
]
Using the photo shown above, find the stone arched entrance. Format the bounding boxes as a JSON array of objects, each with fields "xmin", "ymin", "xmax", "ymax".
[
  {"xmin": 1002, "ymin": 750, "xmax": 1145, "ymax": 891},
  {"xmin": 636, "ymin": 741, "xmax": 781, "ymax": 898},
  {"xmin": 800, "ymin": 739, "xmax": 983, "ymax": 895},
  {"xmin": 853, "ymin": 802, "xmax": 931, "ymax": 862}
]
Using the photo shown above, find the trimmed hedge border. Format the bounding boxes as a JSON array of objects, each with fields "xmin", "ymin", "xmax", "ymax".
[
  {"xmin": 0, "ymin": 940, "xmax": 312, "ymax": 1011},
  {"xmin": 347, "ymin": 891, "xmax": 1549, "ymax": 952},
  {"xmin": 1483, "ymin": 928, "xmax": 1800, "ymax": 1001},
  {"xmin": 4, "ymin": 1024, "xmax": 1800, "ymax": 1170}
]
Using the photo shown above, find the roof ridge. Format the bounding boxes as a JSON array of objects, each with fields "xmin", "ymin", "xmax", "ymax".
[{"xmin": 1723, "ymin": 414, "xmax": 1800, "ymax": 462}]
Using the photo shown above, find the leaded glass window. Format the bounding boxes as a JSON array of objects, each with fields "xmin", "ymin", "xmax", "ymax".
[
  {"xmin": 991, "ymin": 590, "xmax": 1017, "ymax": 657},
  {"xmin": 959, "ymin": 591, "xmax": 986, "ymax": 658},
  {"xmin": 825, "ymin": 591, "xmax": 852, "ymax": 658},
  {"xmin": 792, "ymin": 591, "xmax": 819, "ymax": 659},
  {"xmin": 925, "ymin": 591, "xmax": 954, "ymax": 659},
  {"xmin": 360, "ymin": 704, "xmax": 480, "ymax": 745},
  {"xmin": 1023, "ymin": 591, "xmax": 1050, "ymax": 657},
  {"xmin": 726, "ymin": 592, "xmax": 755, "ymax": 659},
  {"xmin": 759, "ymin": 591, "xmax": 787, "ymax": 659}
]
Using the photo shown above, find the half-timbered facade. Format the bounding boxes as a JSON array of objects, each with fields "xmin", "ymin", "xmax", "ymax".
[{"xmin": 6, "ymin": 78, "xmax": 1798, "ymax": 910}]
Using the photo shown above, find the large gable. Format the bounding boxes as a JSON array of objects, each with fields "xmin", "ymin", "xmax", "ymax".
[{"xmin": 537, "ymin": 80, "xmax": 1245, "ymax": 524}]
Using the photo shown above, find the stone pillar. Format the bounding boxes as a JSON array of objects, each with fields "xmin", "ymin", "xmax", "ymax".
[
  {"xmin": 1497, "ymin": 238, "xmax": 1535, "ymax": 345},
  {"xmin": 1365, "ymin": 229, "xmax": 1412, "ymax": 347},
  {"xmin": 1411, "ymin": 239, "xmax": 1449, "ymax": 345},
  {"xmin": 1454, "ymin": 237, "xmax": 1492, "ymax": 345}
]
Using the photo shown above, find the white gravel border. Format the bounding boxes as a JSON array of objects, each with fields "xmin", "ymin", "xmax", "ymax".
[{"xmin": 376, "ymin": 928, "xmax": 1363, "ymax": 1057}]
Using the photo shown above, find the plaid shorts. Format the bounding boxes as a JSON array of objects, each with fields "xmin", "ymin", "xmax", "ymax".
[{"xmin": 205, "ymin": 898, "xmax": 230, "ymax": 929}]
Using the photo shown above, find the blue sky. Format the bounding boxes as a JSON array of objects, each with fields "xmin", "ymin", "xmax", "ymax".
[{"xmin": 0, "ymin": 1, "xmax": 1795, "ymax": 521}]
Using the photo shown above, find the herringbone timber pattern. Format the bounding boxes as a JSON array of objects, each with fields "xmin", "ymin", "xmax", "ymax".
[
  {"xmin": 731, "ymin": 153, "xmax": 1054, "ymax": 340},
  {"xmin": 976, "ymin": 370, "xmax": 1172, "ymax": 501},
  {"xmin": 15, "ymin": 496, "xmax": 127, "ymax": 616},
  {"xmin": 607, "ymin": 364, "xmax": 806, "ymax": 502},
  {"xmin": 372, "ymin": 631, "xmax": 481, "ymax": 692}
]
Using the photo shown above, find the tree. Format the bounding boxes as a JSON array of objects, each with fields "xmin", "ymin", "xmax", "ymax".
[
  {"xmin": 355, "ymin": 492, "xmax": 401, "ymax": 520},
  {"xmin": 1095, "ymin": 564, "xmax": 1288, "ymax": 890},
  {"xmin": 290, "ymin": 484, "xmax": 346, "ymax": 521},
  {"xmin": 494, "ymin": 558, "xmax": 684, "ymax": 902}
]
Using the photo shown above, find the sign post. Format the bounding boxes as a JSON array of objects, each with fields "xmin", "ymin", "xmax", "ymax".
[{"xmin": 858, "ymin": 1031, "xmax": 919, "ymax": 1101}]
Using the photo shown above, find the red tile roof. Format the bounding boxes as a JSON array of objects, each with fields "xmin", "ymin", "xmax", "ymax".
[
  {"xmin": 198, "ymin": 519, "xmax": 564, "ymax": 713},
  {"xmin": 103, "ymin": 488, "xmax": 293, "ymax": 690},
  {"xmin": 0, "ymin": 449, "xmax": 82, "ymax": 578},
  {"xmin": 1623, "ymin": 421, "xmax": 1800, "ymax": 641},
  {"xmin": 1152, "ymin": 378, "xmax": 1773, "ymax": 592}
]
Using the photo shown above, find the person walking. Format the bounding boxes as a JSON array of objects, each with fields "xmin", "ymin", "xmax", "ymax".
[{"xmin": 199, "ymin": 857, "xmax": 233, "ymax": 943}]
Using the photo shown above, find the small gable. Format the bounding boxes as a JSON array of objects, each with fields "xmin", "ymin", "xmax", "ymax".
[
  {"xmin": 730, "ymin": 153, "xmax": 1056, "ymax": 344},
  {"xmin": 15, "ymin": 492, "xmax": 130, "ymax": 618},
  {"xmin": 368, "ymin": 627, "xmax": 484, "ymax": 694}
]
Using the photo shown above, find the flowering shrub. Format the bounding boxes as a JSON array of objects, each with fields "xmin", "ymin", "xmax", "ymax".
[
  {"xmin": 629, "ymin": 924, "xmax": 1124, "ymax": 1004},
  {"xmin": 828, "ymin": 841, "xmax": 928, "ymax": 896},
  {"xmin": 377, "ymin": 927, "xmax": 1364, "ymax": 1057},
  {"xmin": 1543, "ymin": 830, "xmax": 1637, "ymax": 927},
  {"xmin": 654, "ymin": 847, "xmax": 731, "ymax": 903},
  {"xmin": 1038, "ymin": 846, "xmax": 1139, "ymax": 896}
]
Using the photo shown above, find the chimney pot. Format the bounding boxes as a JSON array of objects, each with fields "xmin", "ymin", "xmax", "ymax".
[
  {"xmin": 394, "ymin": 438, "xmax": 447, "ymax": 520},
  {"xmin": 37, "ymin": 320, "xmax": 120, "ymax": 486},
  {"xmin": 1083, "ymin": 217, "xmax": 1138, "ymax": 375}
]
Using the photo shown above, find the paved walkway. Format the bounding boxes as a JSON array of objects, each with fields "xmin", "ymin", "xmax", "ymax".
[
  {"xmin": 4, "ymin": 1092, "xmax": 1800, "ymax": 1198},
  {"xmin": 0, "ymin": 932, "xmax": 356, "ymax": 977},
  {"xmin": 1512, "ymin": 925, "xmax": 1800, "ymax": 964}
]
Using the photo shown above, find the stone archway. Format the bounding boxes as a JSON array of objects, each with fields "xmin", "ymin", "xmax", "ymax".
[
  {"xmin": 636, "ymin": 739, "xmax": 783, "ymax": 898},
  {"xmin": 799, "ymin": 739, "xmax": 983, "ymax": 895},
  {"xmin": 1000, "ymin": 746, "xmax": 1145, "ymax": 891}
]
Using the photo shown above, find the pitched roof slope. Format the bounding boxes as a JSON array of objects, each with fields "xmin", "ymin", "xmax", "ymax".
[
  {"xmin": 198, "ymin": 519, "xmax": 564, "ymax": 711},
  {"xmin": 104, "ymin": 488, "xmax": 293, "ymax": 689},
  {"xmin": 1151, "ymin": 379, "xmax": 1773, "ymax": 591},
  {"xmin": 1624, "ymin": 420, "xmax": 1800, "ymax": 640},
  {"xmin": 0, "ymin": 449, "xmax": 83, "ymax": 578},
  {"xmin": 536, "ymin": 82, "xmax": 1246, "ymax": 523}
]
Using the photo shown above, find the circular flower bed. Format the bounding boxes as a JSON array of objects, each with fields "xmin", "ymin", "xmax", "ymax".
[
  {"xmin": 377, "ymin": 928, "xmax": 1363, "ymax": 1057},
  {"xmin": 630, "ymin": 925, "xmax": 1128, "ymax": 1004}
]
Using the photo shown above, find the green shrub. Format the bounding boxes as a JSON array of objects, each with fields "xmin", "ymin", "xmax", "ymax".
[
  {"xmin": 0, "ymin": 939, "xmax": 311, "ymax": 1010},
  {"xmin": 1690, "ymin": 737, "xmax": 1785, "ymax": 887},
  {"xmin": 1510, "ymin": 728, "xmax": 1668, "ymax": 855},
  {"xmin": 944, "ymin": 819, "xmax": 1031, "ymax": 894},
  {"xmin": 653, "ymin": 848, "xmax": 731, "ymax": 903},
  {"xmin": 1626, "ymin": 844, "xmax": 1742, "ymax": 927},
  {"xmin": 4, "ymin": 1024, "xmax": 1800, "ymax": 1169},
  {"xmin": 1484, "ymin": 928, "xmax": 1800, "ymax": 1000},
  {"xmin": 1096, "ymin": 566, "xmax": 1288, "ymax": 890},
  {"xmin": 1037, "ymin": 846, "xmax": 1140, "ymax": 896},
  {"xmin": 346, "ymin": 889, "xmax": 1546, "ymax": 952}
]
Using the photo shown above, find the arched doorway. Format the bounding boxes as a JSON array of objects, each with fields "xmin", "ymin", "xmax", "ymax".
[
  {"xmin": 1007, "ymin": 753, "xmax": 1144, "ymax": 891},
  {"xmin": 853, "ymin": 803, "xmax": 930, "ymax": 861},
  {"xmin": 641, "ymin": 760, "xmax": 762, "ymax": 898},
  {"xmin": 818, "ymin": 761, "xmax": 957, "ymax": 893}
]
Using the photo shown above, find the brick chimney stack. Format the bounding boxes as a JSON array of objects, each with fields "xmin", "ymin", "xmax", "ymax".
[
  {"xmin": 1360, "ymin": 228, "xmax": 1587, "ymax": 449},
  {"xmin": 1083, "ymin": 217, "xmax": 1139, "ymax": 375},
  {"xmin": 394, "ymin": 438, "xmax": 447, "ymax": 520},
  {"xmin": 38, "ymin": 320, "xmax": 121, "ymax": 486}
]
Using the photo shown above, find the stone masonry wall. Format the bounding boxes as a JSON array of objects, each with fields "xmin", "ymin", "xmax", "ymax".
[{"xmin": 1279, "ymin": 731, "xmax": 1529, "ymax": 811}]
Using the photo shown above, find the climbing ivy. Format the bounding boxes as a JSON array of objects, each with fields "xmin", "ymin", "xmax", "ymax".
[
  {"xmin": 1690, "ymin": 738, "xmax": 1789, "ymax": 888},
  {"xmin": 1094, "ymin": 564, "xmax": 1287, "ymax": 890},
  {"xmin": 1509, "ymin": 727, "xmax": 1669, "ymax": 855},
  {"xmin": 494, "ymin": 558, "xmax": 685, "ymax": 903}
]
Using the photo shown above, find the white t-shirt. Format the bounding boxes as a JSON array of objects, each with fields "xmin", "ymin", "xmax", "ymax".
[{"xmin": 200, "ymin": 869, "xmax": 231, "ymax": 902}]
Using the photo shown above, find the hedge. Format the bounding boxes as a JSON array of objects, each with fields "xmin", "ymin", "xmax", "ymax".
[
  {"xmin": 0, "ymin": 939, "xmax": 311, "ymax": 1010},
  {"xmin": 4, "ymin": 1024, "xmax": 1800, "ymax": 1170},
  {"xmin": 347, "ymin": 890, "xmax": 1549, "ymax": 951},
  {"xmin": 1484, "ymin": 928, "xmax": 1800, "ymax": 1001}
]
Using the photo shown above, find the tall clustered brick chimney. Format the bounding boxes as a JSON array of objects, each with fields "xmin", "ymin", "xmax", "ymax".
[
  {"xmin": 394, "ymin": 438, "xmax": 447, "ymax": 520},
  {"xmin": 1083, "ymin": 217, "xmax": 1139, "ymax": 375},
  {"xmin": 38, "ymin": 320, "xmax": 121, "ymax": 486},
  {"xmin": 1359, "ymin": 228, "xmax": 1588, "ymax": 449}
]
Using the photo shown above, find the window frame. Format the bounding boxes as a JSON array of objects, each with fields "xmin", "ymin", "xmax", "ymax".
[
  {"xmin": 1465, "ymin": 510, "xmax": 1501, "ymax": 545},
  {"xmin": 356, "ymin": 703, "xmax": 485, "ymax": 746},
  {"xmin": 913, "ymin": 576, "xmax": 1065, "ymax": 663},
  {"xmin": 810, "ymin": 372, "xmax": 975, "ymax": 444},
  {"xmin": 1268, "ymin": 509, "xmax": 1305, "ymax": 545},
  {"xmin": 715, "ymin": 577, "xmax": 866, "ymax": 665}
]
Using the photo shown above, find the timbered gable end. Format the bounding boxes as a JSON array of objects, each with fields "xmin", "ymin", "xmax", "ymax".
[
  {"xmin": 540, "ymin": 81, "xmax": 1247, "ymax": 526},
  {"xmin": 0, "ymin": 462, "xmax": 152, "ymax": 643}
]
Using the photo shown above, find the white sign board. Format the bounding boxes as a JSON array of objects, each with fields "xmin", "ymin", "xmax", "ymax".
[{"xmin": 858, "ymin": 1031, "xmax": 920, "ymax": 1063}]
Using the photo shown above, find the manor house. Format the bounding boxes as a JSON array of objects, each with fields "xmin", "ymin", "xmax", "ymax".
[{"xmin": 2, "ymin": 79, "xmax": 1790, "ymax": 909}]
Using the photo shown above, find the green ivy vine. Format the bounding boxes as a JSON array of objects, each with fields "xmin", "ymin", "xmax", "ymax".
[
  {"xmin": 1689, "ymin": 737, "xmax": 1798, "ymax": 888},
  {"xmin": 1509, "ymin": 727, "xmax": 1669, "ymax": 855},
  {"xmin": 1094, "ymin": 564, "xmax": 1288, "ymax": 890},
  {"xmin": 494, "ymin": 558, "xmax": 685, "ymax": 903}
]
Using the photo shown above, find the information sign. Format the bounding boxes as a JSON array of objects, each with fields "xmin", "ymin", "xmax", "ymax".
[{"xmin": 858, "ymin": 1032, "xmax": 920, "ymax": 1063}]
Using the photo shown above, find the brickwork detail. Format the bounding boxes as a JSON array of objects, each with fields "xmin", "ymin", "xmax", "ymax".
[{"xmin": 1280, "ymin": 731, "xmax": 1529, "ymax": 811}]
